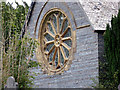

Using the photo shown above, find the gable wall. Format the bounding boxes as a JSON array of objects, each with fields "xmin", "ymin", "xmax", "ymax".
[{"xmin": 28, "ymin": 1, "xmax": 99, "ymax": 88}]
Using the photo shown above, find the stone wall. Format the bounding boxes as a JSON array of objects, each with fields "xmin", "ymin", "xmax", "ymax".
[{"xmin": 28, "ymin": 1, "xmax": 99, "ymax": 88}]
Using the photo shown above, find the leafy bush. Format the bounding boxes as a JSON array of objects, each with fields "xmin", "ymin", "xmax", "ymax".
[
  {"xmin": 2, "ymin": 34, "xmax": 38, "ymax": 88},
  {"xmin": 1, "ymin": 1, "xmax": 39, "ymax": 88}
]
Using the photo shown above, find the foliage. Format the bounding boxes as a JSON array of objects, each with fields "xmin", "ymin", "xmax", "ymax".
[
  {"xmin": 2, "ymin": 34, "xmax": 37, "ymax": 88},
  {"xmin": 2, "ymin": 2, "xmax": 28, "ymax": 51},
  {"xmin": 99, "ymin": 9, "xmax": 120, "ymax": 89},
  {"xmin": 1, "ymin": 1, "xmax": 39, "ymax": 88}
]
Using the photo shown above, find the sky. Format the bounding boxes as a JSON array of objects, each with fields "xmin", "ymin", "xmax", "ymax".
[{"xmin": 6, "ymin": 0, "xmax": 32, "ymax": 7}]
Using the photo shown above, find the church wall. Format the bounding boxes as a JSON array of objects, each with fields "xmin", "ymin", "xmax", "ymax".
[
  {"xmin": 98, "ymin": 32, "xmax": 105, "ymax": 62},
  {"xmin": 28, "ymin": 1, "xmax": 99, "ymax": 88},
  {"xmin": 97, "ymin": 31, "xmax": 105, "ymax": 82}
]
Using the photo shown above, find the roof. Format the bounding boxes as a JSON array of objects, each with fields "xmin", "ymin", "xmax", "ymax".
[
  {"xmin": 24, "ymin": 0, "xmax": 119, "ymax": 34},
  {"xmin": 80, "ymin": 0, "xmax": 119, "ymax": 30}
]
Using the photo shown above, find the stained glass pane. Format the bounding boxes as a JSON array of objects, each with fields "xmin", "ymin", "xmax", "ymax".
[
  {"xmin": 49, "ymin": 48, "xmax": 55, "ymax": 62},
  {"xmin": 63, "ymin": 40, "xmax": 72, "ymax": 47},
  {"xmin": 44, "ymin": 33, "xmax": 54, "ymax": 41},
  {"xmin": 55, "ymin": 12, "xmax": 59, "ymax": 16},
  {"xmin": 62, "ymin": 19, "xmax": 69, "ymax": 34},
  {"xmin": 63, "ymin": 45, "xmax": 69, "ymax": 58},
  {"xmin": 55, "ymin": 51, "xmax": 58, "ymax": 66},
  {"xmin": 59, "ymin": 13, "xmax": 63, "ymax": 30},
  {"xmin": 47, "ymin": 23, "xmax": 55, "ymax": 35},
  {"xmin": 53, "ymin": 15, "xmax": 57, "ymax": 32},
  {"xmin": 64, "ymin": 28, "xmax": 71, "ymax": 37},
  {"xmin": 46, "ymin": 43, "xmax": 54, "ymax": 52},
  {"xmin": 60, "ymin": 51, "xmax": 64, "ymax": 65},
  {"xmin": 48, "ymin": 15, "xmax": 52, "ymax": 21}
]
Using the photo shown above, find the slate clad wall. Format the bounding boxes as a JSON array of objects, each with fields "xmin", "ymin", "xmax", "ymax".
[
  {"xmin": 28, "ymin": 1, "xmax": 98, "ymax": 88},
  {"xmin": 98, "ymin": 32, "xmax": 105, "ymax": 81},
  {"xmin": 98, "ymin": 32, "xmax": 105, "ymax": 62}
]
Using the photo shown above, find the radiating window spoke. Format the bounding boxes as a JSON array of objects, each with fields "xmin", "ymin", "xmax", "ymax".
[
  {"xmin": 62, "ymin": 37, "xmax": 71, "ymax": 41},
  {"xmin": 47, "ymin": 21, "xmax": 57, "ymax": 35},
  {"xmin": 61, "ymin": 42, "xmax": 71, "ymax": 51},
  {"xmin": 46, "ymin": 40, "xmax": 54, "ymax": 45},
  {"xmin": 60, "ymin": 46, "xmax": 67, "ymax": 60},
  {"xmin": 60, "ymin": 17, "xmax": 67, "ymax": 33},
  {"xmin": 56, "ymin": 47, "xmax": 61, "ymax": 69},
  {"xmin": 49, "ymin": 47, "xmax": 55, "ymax": 62},
  {"xmin": 63, "ymin": 40, "xmax": 72, "ymax": 47},
  {"xmin": 44, "ymin": 33, "xmax": 54, "ymax": 41},
  {"xmin": 44, "ymin": 29, "xmax": 55, "ymax": 39},
  {"xmin": 47, "ymin": 45, "xmax": 55, "ymax": 55}
]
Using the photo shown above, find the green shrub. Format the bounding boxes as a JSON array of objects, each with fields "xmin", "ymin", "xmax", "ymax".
[{"xmin": 99, "ymin": 9, "xmax": 120, "ymax": 89}]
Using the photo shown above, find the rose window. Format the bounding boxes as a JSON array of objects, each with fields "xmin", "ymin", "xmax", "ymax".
[{"xmin": 38, "ymin": 9, "xmax": 74, "ymax": 74}]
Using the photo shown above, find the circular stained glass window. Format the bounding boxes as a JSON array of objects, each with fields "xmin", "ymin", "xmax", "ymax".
[{"xmin": 38, "ymin": 8, "xmax": 74, "ymax": 74}]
